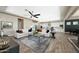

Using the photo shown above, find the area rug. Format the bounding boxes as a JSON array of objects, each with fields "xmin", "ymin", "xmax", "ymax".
[{"xmin": 19, "ymin": 36, "xmax": 51, "ymax": 53}]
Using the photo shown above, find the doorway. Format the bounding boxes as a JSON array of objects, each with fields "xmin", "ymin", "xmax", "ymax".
[{"xmin": 18, "ymin": 18, "xmax": 24, "ymax": 29}]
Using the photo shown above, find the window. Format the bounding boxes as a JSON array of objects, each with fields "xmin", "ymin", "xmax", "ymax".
[
  {"xmin": 73, "ymin": 21, "xmax": 78, "ymax": 25},
  {"xmin": 66, "ymin": 22, "xmax": 71, "ymax": 25}
]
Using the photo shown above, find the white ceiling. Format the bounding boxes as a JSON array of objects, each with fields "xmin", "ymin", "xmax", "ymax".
[
  {"xmin": 0, "ymin": 6, "xmax": 70, "ymax": 22},
  {"xmin": 72, "ymin": 8, "xmax": 79, "ymax": 17}
]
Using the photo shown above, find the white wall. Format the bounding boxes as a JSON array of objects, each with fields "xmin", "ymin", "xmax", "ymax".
[
  {"xmin": 24, "ymin": 18, "xmax": 35, "ymax": 30},
  {"xmin": 40, "ymin": 21, "xmax": 64, "ymax": 32},
  {"xmin": 0, "ymin": 13, "xmax": 18, "ymax": 30},
  {"xmin": 0, "ymin": 12, "xmax": 34, "ymax": 30},
  {"xmin": 51, "ymin": 21, "xmax": 64, "ymax": 32}
]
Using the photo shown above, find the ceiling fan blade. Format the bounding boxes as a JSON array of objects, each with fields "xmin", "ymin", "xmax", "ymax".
[
  {"xmin": 34, "ymin": 14, "xmax": 40, "ymax": 17},
  {"xmin": 34, "ymin": 16, "xmax": 39, "ymax": 18},
  {"xmin": 25, "ymin": 9, "xmax": 40, "ymax": 18},
  {"xmin": 25, "ymin": 9, "xmax": 33, "ymax": 16},
  {"xmin": 28, "ymin": 11, "xmax": 33, "ymax": 16}
]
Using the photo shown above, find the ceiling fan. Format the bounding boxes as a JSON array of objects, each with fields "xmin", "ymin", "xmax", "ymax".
[{"xmin": 25, "ymin": 9, "xmax": 40, "ymax": 18}]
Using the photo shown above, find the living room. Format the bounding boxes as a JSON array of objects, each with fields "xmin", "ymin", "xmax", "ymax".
[{"xmin": 0, "ymin": 6, "xmax": 79, "ymax": 53}]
